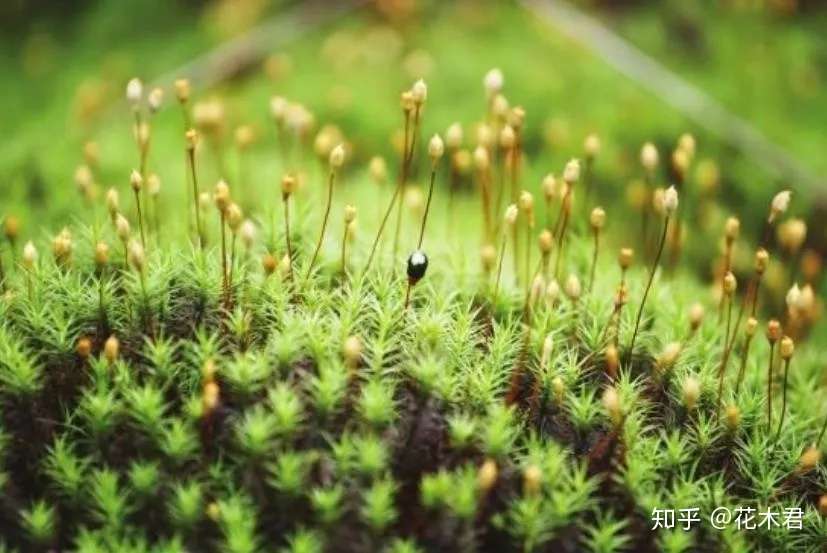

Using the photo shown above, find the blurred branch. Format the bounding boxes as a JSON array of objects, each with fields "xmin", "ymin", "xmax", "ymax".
[
  {"xmin": 522, "ymin": 0, "xmax": 825, "ymax": 194},
  {"xmin": 148, "ymin": 0, "xmax": 368, "ymax": 97}
]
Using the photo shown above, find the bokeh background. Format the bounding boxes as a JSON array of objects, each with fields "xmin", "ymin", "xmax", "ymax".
[{"xmin": 1, "ymin": 0, "xmax": 825, "ymax": 333}]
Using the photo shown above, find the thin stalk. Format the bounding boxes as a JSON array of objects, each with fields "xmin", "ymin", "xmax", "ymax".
[
  {"xmin": 97, "ymin": 267, "xmax": 105, "ymax": 319},
  {"xmin": 152, "ymin": 196, "xmax": 161, "ymax": 239},
  {"xmin": 600, "ymin": 294, "xmax": 621, "ymax": 346},
  {"xmin": 184, "ymin": 146, "xmax": 193, "ymax": 238},
  {"xmin": 722, "ymin": 274, "xmax": 763, "ymax": 367},
  {"xmin": 306, "ymin": 169, "xmax": 335, "ymax": 280},
  {"xmin": 135, "ymin": 113, "xmax": 151, "ymax": 225},
  {"xmin": 182, "ymin": 106, "xmax": 191, "ymax": 131},
  {"xmin": 616, "ymin": 269, "xmax": 627, "ymax": 345},
  {"xmin": 187, "ymin": 148, "xmax": 204, "ymax": 249},
  {"xmin": 750, "ymin": 277, "xmax": 763, "ymax": 318},
  {"xmin": 229, "ymin": 235, "xmax": 237, "ymax": 301},
  {"xmin": 599, "ymin": 269, "xmax": 627, "ymax": 346},
  {"xmin": 609, "ymin": 305, "xmax": 621, "ymax": 346},
  {"xmin": 283, "ymin": 195, "xmax": 294, "ymax": 282},
  {"xmin": 480, "ymin": 168, "xmax": 493, "ymax": 243},
  {"xmin": 724, "ymin": 221, "xmax": 774, "ymax": 363},
  {"xmin": 510, "ymin": 198, "xmax": 520, "ymax": 286},
  {"xmin": 140, "ymin": 143, "xmax": 149, "ymax": 195},
  {"xmin": 239, "ymin": 246, "xmax": 251, "ymax": 306},
  {"xmin": 393, "ymin": 108, "xmax": 421, "ymax": 265},
  {"xmin": 508, "ymin": 147, "xmax": 520, "ymax": 283},
  {"xmin": 447, "ymin": 160, "xmax": 458, "ymax": 227},
  {"xmin": 767, "ymin": 342, "xmax": 776, "ymax": 431},
  {"xmin": 133, "ymin": 110, "xmax": 142, "ymax": 151},
  {"xmin": 403, "ymin": 280, "xmax": 412, "ymax": 311},
  {"xmin": 774, "ymin": 358, "xmax": 791, "ymax": 443},
  {"xmin": 26, "ymin": 268, "xmax": 33, "ymax": 301},
  {"xmin": 717, "ymin": 241, "xmax": 733, "ymax": 321},
  {"xmin": 493, "ymin": 147, "xmax": 505, "ymax": 238},
  {"xmin": 581, "ymin": 158, "xmax": 594, "ymax": 217},
  {"xmin": 364, "ymin": 110, "xmax": 412, "ymax": 274},
  {"xmin": 340, "ymin": 223, "xmax": 349, "ymax": 282},
  {"xmin": 588, "ymin": 229, "xmax": 599, "ymax": 292},
  {"xmin": 122, "ymin": 242, "xmax": 129, "ymax": 272},
  {"xmin": 238, "ymin": 150, "xmax": 248, "ymax": 212},
  {"xmin": 628, "ymin": 215, "xmax": 670, "ymax": 363},
  {"xmin": 552, "ymin": 188, "xmax": 568, "ymax": 238},
  {"xmin": 275, "ymin": 121, "xmax": 289, "ymax": 165},
  {"xmin": 404, "ymin": 164, "xmax": 438, "ymax": 312},
  {"xmin": 506, "ymin": 257, "xmax": 544, "ymax": 406},
  {"xmin": 716, "ymin": 295, "xmax": 734, "ymax": 408},
  {"xmin": 511, "ymin": 136, "xmax": 522, "ymax": 206},
  {"xmin": 492, "ymin": 234, "xmax": 507, "ymax": 306},
  {"xmin": 220, "ymin": 213, "xmax": 228, "ymax": 308},
  {"xmin": 134, "ymin": 190, "xmax": 146, "ymax": 248},
  {"xmin": 417, "ymin": 165, "xmax": 437, "ymax": 249},
  {"xmin": 553, "ymin": 195, "xmax": 573, "ymax": 281},
  {"xmin": 523, "ymin": 221, "xmax": 531, "ymax": 292},
  {"xmin": 138, "ymin": 269, "xmax": 151, "ymax": 336},
  {"xmin": 641, "ymin": 173, "xmax": 652, "ymax": 259},
  {"xmin": 734, "ymin": 276, "xmax": 762, "ymax": 347},
  {"xmin": 734, "ymin": 334, "xmax": 754, "ymax": 395},
  {"xmin": 667, "ymin": 218, "xmax": 684, "ymax": 273},
  {"xmin": 365, "ymin": 182, "xmax": 402, "ymax": 275},
  {"xmin": 7, "ymin": 237, "xmax": 16, "ymax": 268},
  {"xmin": 138, "ymin": 270, "xmax": 147, "ymax": 305}
]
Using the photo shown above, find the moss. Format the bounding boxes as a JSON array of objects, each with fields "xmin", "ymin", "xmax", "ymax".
[{"xmin": 0, "ymin": 64, "xmax": 826, "ymax": 553}]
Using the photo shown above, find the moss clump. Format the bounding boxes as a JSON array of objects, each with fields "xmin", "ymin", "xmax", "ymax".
[{"xmin": 0, "ymin": 73, "xmax": 825, "ymax": 553}]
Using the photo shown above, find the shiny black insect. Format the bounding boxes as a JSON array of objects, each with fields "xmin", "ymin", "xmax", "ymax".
[{"xmin": 407, "ymin": 250, "xmax": 428, "ymax": 284}]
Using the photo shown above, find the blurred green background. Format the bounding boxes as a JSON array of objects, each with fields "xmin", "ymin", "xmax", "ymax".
[
  {"xmin": 3, "ymin": 0, "xmax": 825, "ymax": 211},
  {"xmin": 0, "ymin": 0, "xmax": 824, "ymax": 329}
]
